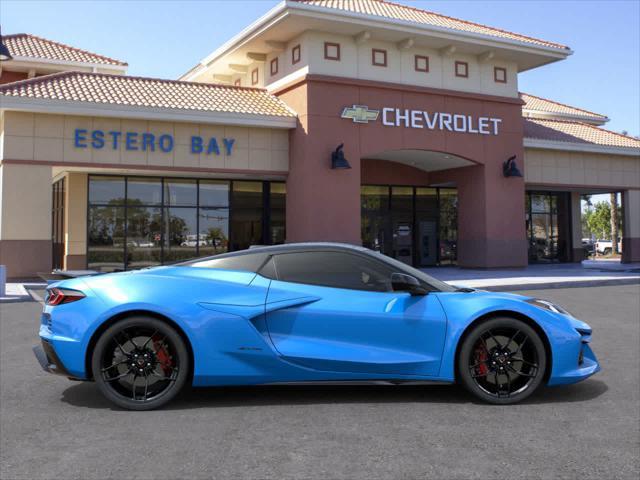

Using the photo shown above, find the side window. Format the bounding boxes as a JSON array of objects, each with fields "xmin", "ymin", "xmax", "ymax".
[
  {"xmin": 188, "ymin": 252, "xmax": 268, "ymax": 272},
  {"xmin": 273, "ymin": 251, "xmax": 394, "ymax": 292}
]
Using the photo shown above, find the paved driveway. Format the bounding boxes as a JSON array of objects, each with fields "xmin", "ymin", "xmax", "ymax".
[{"xmin": 1, "ymin": 285, "xmax": 638, "ymax": 479}]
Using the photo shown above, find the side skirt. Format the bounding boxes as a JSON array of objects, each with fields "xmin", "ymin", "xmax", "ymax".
[{"xmin": 264, "ymin": 380, "xmax": 453, "ymax": 386}]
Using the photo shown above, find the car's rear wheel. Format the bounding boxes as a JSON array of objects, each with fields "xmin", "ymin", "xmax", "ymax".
[
  {"xmin": 92, "ymin": 316, "xmax": 189, "ymax": 410},
  {"xmin": 458, "ymin": 317, "xmax": 547, "ymax": 405}
]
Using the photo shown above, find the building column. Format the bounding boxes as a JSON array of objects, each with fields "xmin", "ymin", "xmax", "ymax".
[
  {"xmin": 64, "ymin": 172, "xmax": 88, "ymax": 270},
  {"xmin": 0, "ymin": 163, "xmax": 53, "ymax": 279},
  {"xmin": 454, "ymin": 164, "xmax": 528, "ymax": 268},
  {"xmin": 570, "ymin": 192, "xmax": 585, "ymax": 262},
  {"xmin": 622, "ymin": 189, "xmax": 640, "ymax": 263}
]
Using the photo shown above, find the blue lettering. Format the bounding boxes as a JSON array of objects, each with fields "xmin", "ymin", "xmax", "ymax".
[
  {"xmin": 74, "ymin": 129, "xmax": 88, "ymax": 148},
  {"xmin": 125, "ymin": 132, "xmax": 138, "ymax": 151},
  {"xmin": 108, "ymin": 131, "xmax": 121, "ymax": 149},
  {"xmin": 223, "ymin": 138, "xmax": 235, "ymax": 155},
  {"xmin": 158, "ymin": 134, "xmax": 174, "ymax": 153},
  {"xmin": 91, "ymin": 130, "xmax": 105, "ymax": 149},
  {"xmin": 207, "ymin": 138, "xmax": 220, "ymax": 155},
  {"xmin": 141, "ymin": 133, "xmax": 155, "ymax": 151},
  {"xmin": 191, "ymin": 136, "xmax": 203, "ymax": 154}
]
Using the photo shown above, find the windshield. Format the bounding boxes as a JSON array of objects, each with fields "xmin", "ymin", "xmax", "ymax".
[{"xmin": 366, "ymin": 250, "xmax": 457, "ymax": 292}]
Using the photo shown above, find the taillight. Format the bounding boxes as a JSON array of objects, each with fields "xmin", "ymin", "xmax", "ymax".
[{"xmin": 45, "ymin": 288, "xmax": 85, "ymax": 306}]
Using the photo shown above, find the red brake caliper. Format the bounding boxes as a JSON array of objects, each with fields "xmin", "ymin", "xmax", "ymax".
[
  {"xmin": 152, "ymin": 335, "xmax": 173, "ymax": 375},
  {"xmin": 474, "ymin": 344, "xmax": 489, "ymax": 376}
]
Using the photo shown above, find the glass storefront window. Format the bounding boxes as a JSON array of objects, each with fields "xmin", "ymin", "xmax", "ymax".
[
  {"xmin": 126, "ymin": 206, "xmax": 163, "ymax": 269},
  {"xmin": 200, "ymin": 180, "xmax": 230, "ymax": 207},
  {"xmin": 270, "ymin": 182, "xmax": 286, "ymax": 245},
  {"xmin": 199, "ymin": 208, "xmax": 229, "ymax": 257},
  {"xmin": 127, "ymin": 177, "xmax": 162, "ymax": 206},
  {"xmin": 87, "ymin": 176, "xmax": 283, "ymax": 271},
  {"xmin": 89, "ymin": 176, "xmax": 125, "ymax": 205},
  {"xmin": 88, "ymin": 206, "xmax": 125, "ymax": 272},
  {"xmin": 163, "ymin": 207, "xmax": 198, "ymax": 262},
  {"xmin": 438, "ymin": 189, "xmax": 458, "ymax": 265},
  {"xmin": 164, "ymin": 179, "xmax": 197, "ymax": 207}
]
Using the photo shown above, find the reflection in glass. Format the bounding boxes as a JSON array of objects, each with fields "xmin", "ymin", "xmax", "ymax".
[
  {"xmin": 231, "ymin": 181, "xmax": 263, "ymax": 250},
  {"xmin": 438, "ymin": 189, "xmax": 458, "ymax": 265},
  {"xmin": 89, "ymin": 176, "xmax": 125, "ymax": 205},
  {"xmin": 415, "ymin": 188, "xmax": 438, "ymax": 267},
  {"xmin": 164, "ymin": 180, "xmax": 197, "ymax": 207},
  {"xmin": 362, "ymin": 186, "xmax": 390, "ymax": 255},
  {"xmin": 163, "ymin": 208, "xmax": 198, "ymax": 262},
  {"xmin": 126, "ymin": 207, "xmax": 162, "ymax": 268},
  {"xmin": 200, "ymin": 180, "xmax": 230, "ymax": 207},
  {"xmin": 127, "ymin": 177, "xmax": 162, "ymax": 205},
  {"xmin": 270, "ymin": 183, "xmax": 286, "ymax": 245},
  {"xmin": 88, "ymin": 206, "xmax": 125, "ymax": 271},
  {"xmin": 199, "ymin": 208, "xmax": 229, "ymax": 257}
]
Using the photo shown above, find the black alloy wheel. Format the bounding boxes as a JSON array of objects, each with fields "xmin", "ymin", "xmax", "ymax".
[
  {"xmin": 92, "ymin": 316, "xmax": 189, "ymax": 410},
  {"xmin": 458, "ymin": 317, "xmax": 547, "ymax": 404}
]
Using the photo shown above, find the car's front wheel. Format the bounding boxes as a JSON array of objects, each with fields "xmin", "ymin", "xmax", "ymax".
[
  {"xmin": 92, "ymin": 316, "xmax": 189, "ymax": 410},
  {"xmin": 458, "ymin": 317, "xmax": 547, "ymax": 404}
]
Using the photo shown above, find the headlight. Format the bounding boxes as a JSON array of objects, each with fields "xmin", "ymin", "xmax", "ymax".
[{"xmin": 526, "ymin": 298, "xmax": 571, "ymax": 316}]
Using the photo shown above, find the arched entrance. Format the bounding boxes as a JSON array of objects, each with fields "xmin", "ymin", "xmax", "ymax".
[{"xmin": 361, "ymin": 150, "xmax": 476, "ymax": 267}]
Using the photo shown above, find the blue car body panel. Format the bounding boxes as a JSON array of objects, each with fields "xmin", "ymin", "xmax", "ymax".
[{"xmin": 39, "ymin": 264, "xmax": 600, "ymax": 387}]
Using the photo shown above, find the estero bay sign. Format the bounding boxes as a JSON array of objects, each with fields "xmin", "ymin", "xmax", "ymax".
[
  {"xmin": 341, "ymin": 105, "xmax": 503, "ymax": 135},
  {"xmin": 74, "ymin": 129, "xmax": 236, "ymax": 155}
]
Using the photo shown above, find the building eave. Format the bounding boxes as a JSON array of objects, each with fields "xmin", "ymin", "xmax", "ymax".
[
  {"xmin": 180, "ymin": 0, "xmax": 571, "ymax": 81},
  {"xmin": 524, "ymin": 138, "xmax": 640, "ymax": 157},
  {"xmin": 522, "ymin": 110, "xmax": 609, "ymax": 126},
  {"xmin": 4, "ymin": 55, "xmax": 128, "ymax": 72},
  {"xmin": 0, "ymin": 96, "xmax": 297, "ymax": 129}
]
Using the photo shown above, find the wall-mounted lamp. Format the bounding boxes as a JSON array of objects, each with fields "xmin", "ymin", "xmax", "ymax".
[
  {"xmin": 331, "ymin": 143, "xmax": 351, "ymax": 169},
  {"xmin": 0, "ymin": 27, "xmax": 13, "ymax": 62},
  {"xmin": 502, "ymin": 155, "xmax": 522, "ymax": 178}
]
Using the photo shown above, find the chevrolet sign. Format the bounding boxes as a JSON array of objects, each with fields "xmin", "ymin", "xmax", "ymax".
[
  {"xmin": 341, "ymin": 105, "xmax": 380, "ymax": 123},
  {"xmin": 340, "ymin": 105, "xmax": 502, "ymax": 135}
]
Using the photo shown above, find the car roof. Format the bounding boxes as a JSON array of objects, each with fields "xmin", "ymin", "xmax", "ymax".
[
  {"xmin": 221, "ymin": 242, "xmax": 367, "ymax": 256},
  {"xmin": 178, "ymin": 242, "xmax": 370, "ymax": 265}
]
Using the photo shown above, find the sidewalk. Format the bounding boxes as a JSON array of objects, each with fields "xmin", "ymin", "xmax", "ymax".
[
  {"xmin": 423, "ymin": 263, "xmax": 640, "ymax": 291},
  {"xmin": 0, "ymin": 283, "xmax": 45, "ymax": 303}
]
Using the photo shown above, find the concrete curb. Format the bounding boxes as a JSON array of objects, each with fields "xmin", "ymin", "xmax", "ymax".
[{"xmin": 477, "ymin": 278, "xmax": 640, "ymax": 292}]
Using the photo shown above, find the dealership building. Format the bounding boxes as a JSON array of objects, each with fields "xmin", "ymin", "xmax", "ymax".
[{"xmin": 1, "ymin": 0, "xmax": 639, "ymax": 279}]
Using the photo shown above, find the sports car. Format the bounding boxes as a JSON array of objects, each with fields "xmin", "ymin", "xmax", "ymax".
[{"xmin": 33, "ymin": 243, "xmax": 600, "ymax": 410}]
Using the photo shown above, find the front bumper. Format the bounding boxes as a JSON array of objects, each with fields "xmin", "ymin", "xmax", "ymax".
[{"xmin": 33, "ymin": 340, "xmax": 78, "ymax": 379}]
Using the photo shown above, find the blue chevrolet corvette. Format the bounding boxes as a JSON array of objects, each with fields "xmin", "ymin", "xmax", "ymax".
[{"xmin": 34, "ymin": 243, "xmax": 600, "ymax": 410}]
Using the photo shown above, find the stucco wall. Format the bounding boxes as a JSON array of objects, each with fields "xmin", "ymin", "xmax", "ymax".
[
  {"xmin": 1, "ymin": 111, "xmax": 289, "ymax": 173},
  {"xmin": 524, "ymin": 148, "xmax": 640, "ymax": 189}
]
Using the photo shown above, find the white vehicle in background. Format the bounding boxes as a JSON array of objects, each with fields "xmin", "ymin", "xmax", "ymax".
[
  {"xmin": 595, "ymin": 238, "xmax": 622, "ymax": 255},
  {"xmin": 181, "ymin": 234, "xmax": 209, "ymax": 247}
]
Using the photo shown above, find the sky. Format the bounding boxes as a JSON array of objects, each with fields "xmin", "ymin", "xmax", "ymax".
[{"xmin": 1, "ymin": 0, "xmax": 639, "ymax": 137}]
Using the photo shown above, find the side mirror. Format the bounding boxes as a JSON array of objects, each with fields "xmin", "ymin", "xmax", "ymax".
[{"xmin": 391, "ymin": 272, "xmax": 428, "ymax": 296}]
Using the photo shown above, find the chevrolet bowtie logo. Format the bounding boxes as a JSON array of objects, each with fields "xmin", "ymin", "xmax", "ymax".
[{"xmin": 341, "ymin": 105, "xmax": 380, "ymax": 124}]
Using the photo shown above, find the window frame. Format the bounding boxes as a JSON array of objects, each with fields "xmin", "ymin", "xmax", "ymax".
[
  {"xmin": 454, "ymin": 61, "xmax": 469, "ymax": 78},
  {"xmin": 291, "ymin": 44, "xmax": 301, "ymax": 65},
  {"xmin": 494, "ymin": 66, "xmax": 507, "ymax": 83},
  {"xmin": 251, "ymin": 68, "xmax": 259, "ymax": 85},
  {"xmin": 270, "ymin": 57, "xmax": 279, "ymax": 76},
  {"xmin": 324, "ymin": 42, "xmax": 341, "ymax": 61},
  {"xmin": 371, "ymin": 48, "xmax": 387, "ymax": 67},
  {"xmin": 414, "ymin": 55, "xmax": 429, "ymax": 73}
]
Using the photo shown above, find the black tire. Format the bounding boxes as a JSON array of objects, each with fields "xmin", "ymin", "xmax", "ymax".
[
  {"xmin": 92, "ymin": 316, "xmax": 189, "ymax": 411},
  {"xmin": 603, "ymin": 248, "xmax": 612, "ymax": 256},
  {"xmin": 458, "ymin": 317, "xmax": 547, "ymax": 405}
]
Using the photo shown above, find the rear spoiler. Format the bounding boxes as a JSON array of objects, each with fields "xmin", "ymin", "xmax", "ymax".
[{"xmin": 38, "ymin": 270, "xmax": 105, "ymax": 284}]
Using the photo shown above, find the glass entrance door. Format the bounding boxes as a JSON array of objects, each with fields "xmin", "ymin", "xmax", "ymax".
[
  {"xmin": 361, "ymin": 185, "xmax": 457, "ymax": 267},
  {"xmin": 526, "ymin": 192, "xmax": 570, "ymax": 263}
]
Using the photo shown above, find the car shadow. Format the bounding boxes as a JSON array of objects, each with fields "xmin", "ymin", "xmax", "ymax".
[{"xmin": 60, "ymin": 379, "xmax": 608, "ymax": 411}]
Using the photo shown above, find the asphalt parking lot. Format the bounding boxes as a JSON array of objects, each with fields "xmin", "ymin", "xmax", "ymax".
[{"xmin": 1, "ymin": 285, "xmax": 639, "ymax": 480}]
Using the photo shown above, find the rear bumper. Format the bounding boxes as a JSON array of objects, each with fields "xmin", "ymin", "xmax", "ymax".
[{"xmin": 33, "ymin": 340, "xmax": 78, "ymax": 379}]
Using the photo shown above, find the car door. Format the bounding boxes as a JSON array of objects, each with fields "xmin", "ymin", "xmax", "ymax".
[{"xmin": 263, "ymin": 250, "xmax": 447, "ymax": 377}]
